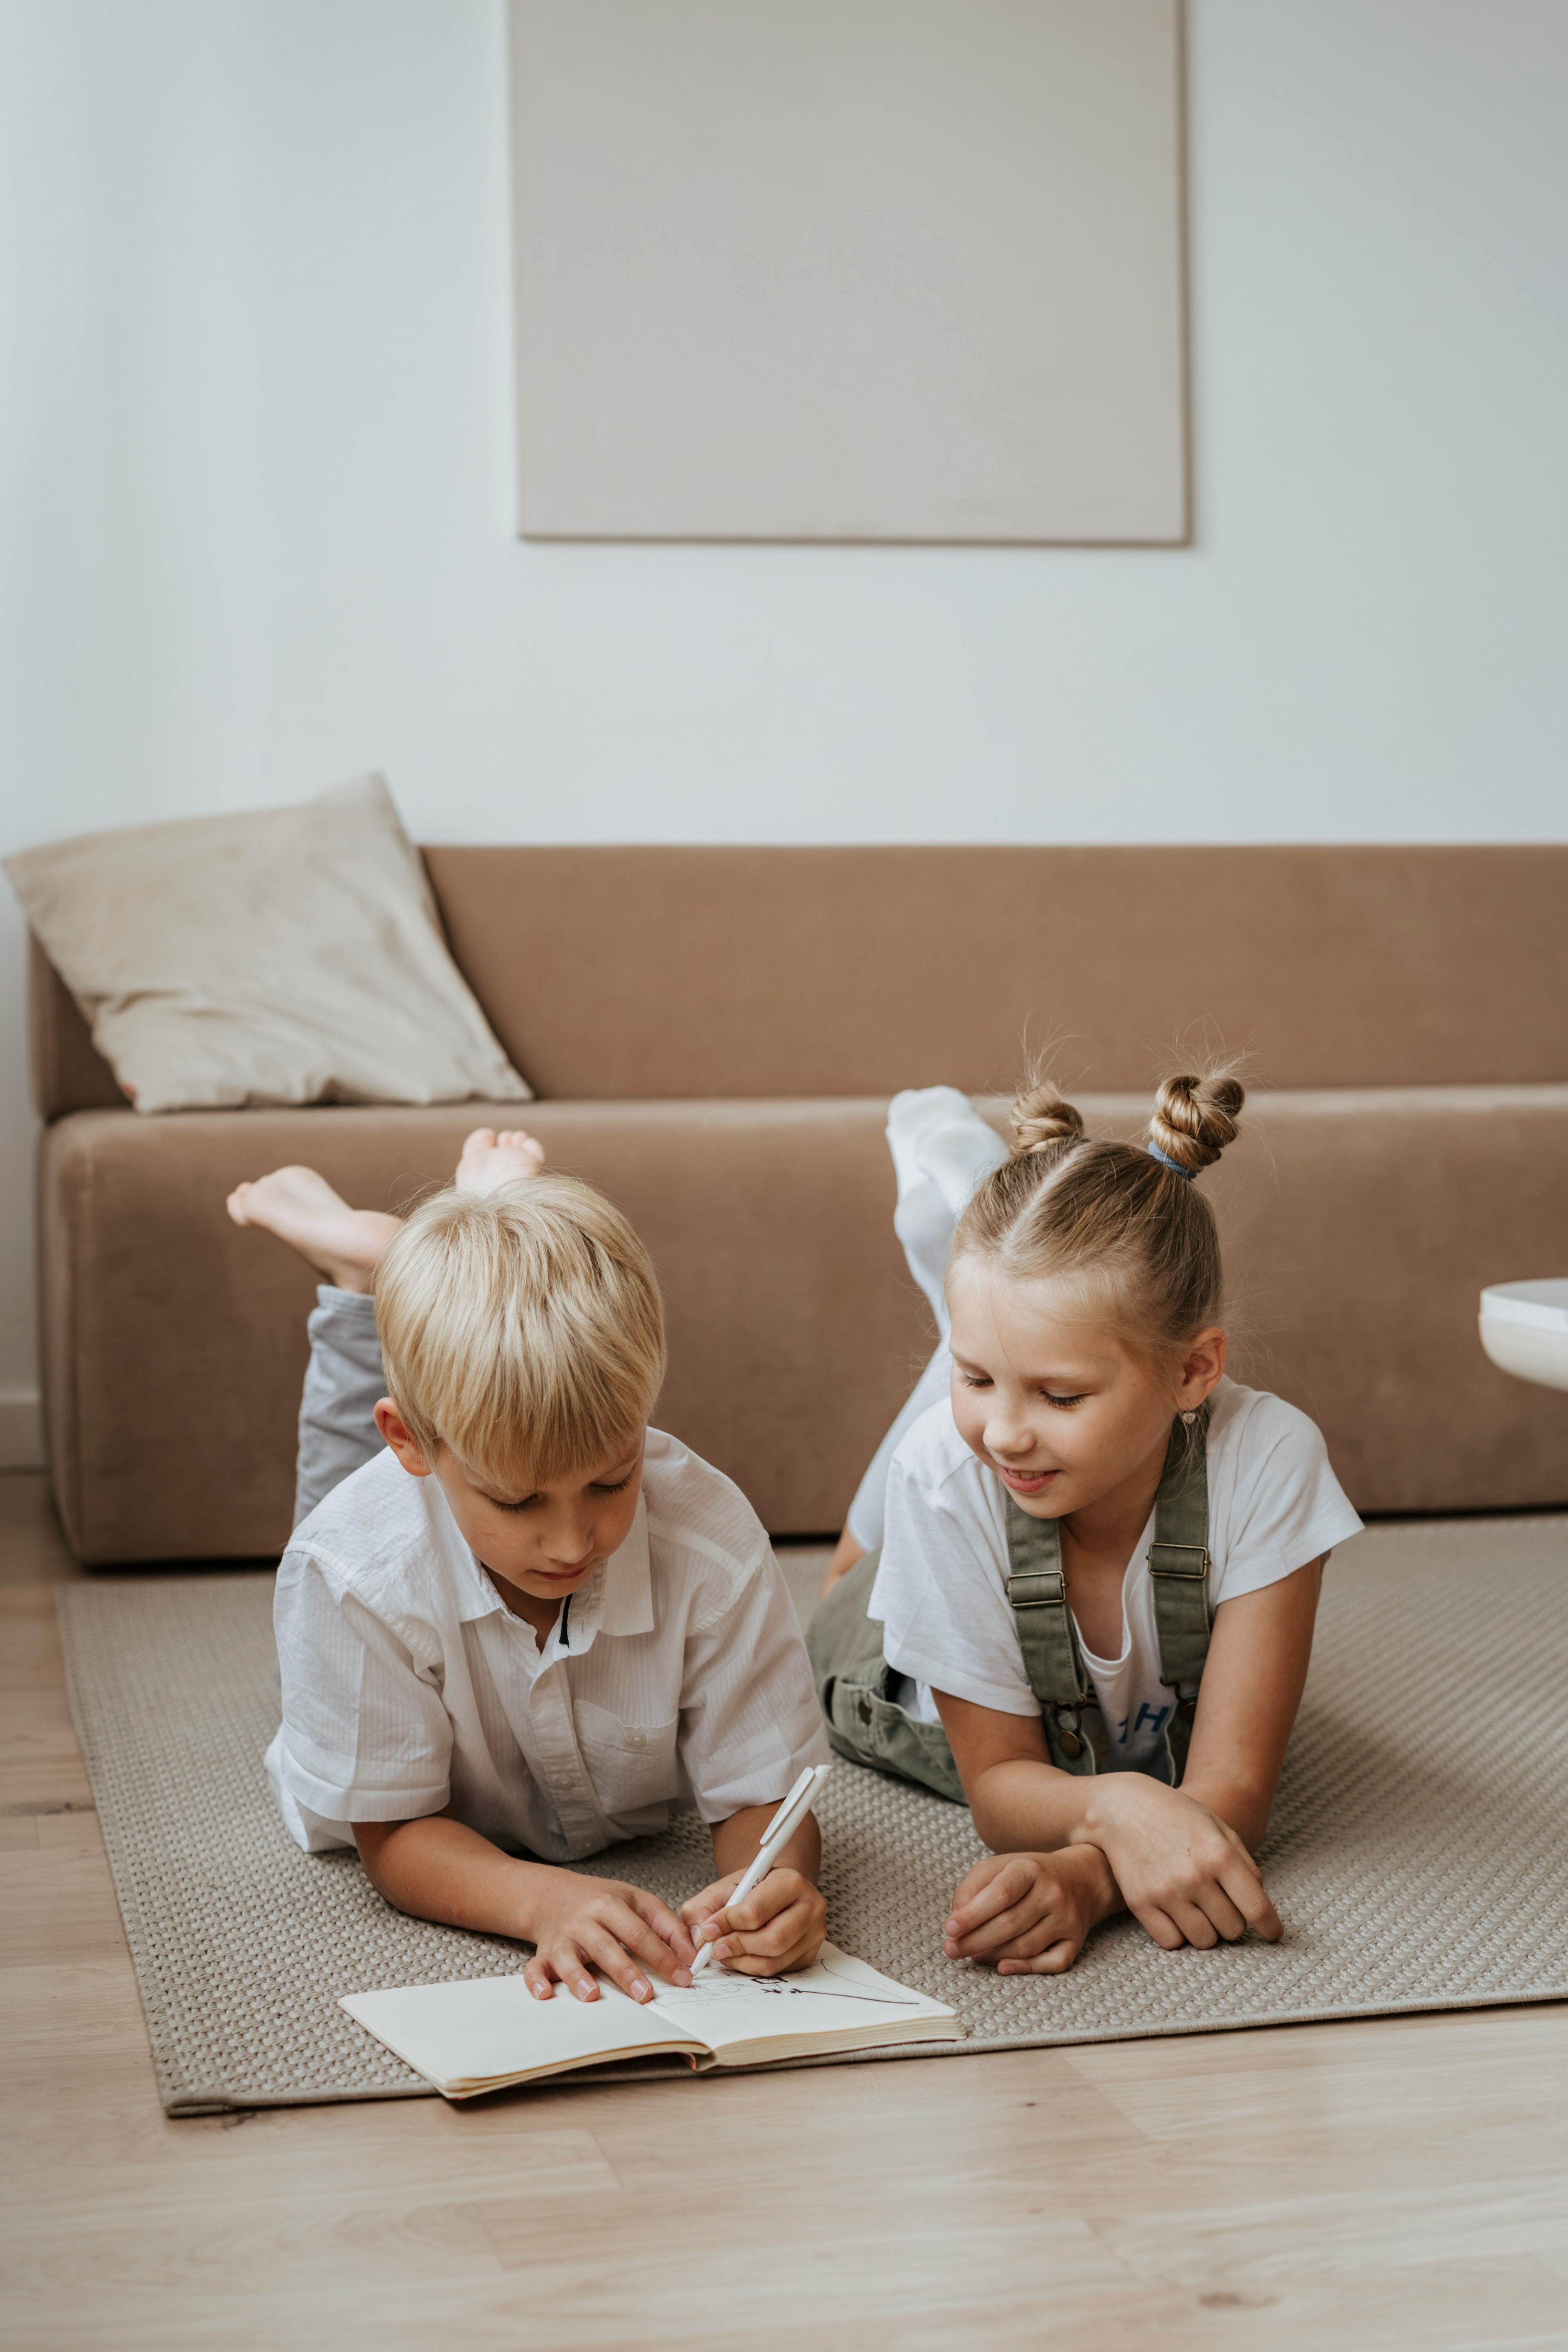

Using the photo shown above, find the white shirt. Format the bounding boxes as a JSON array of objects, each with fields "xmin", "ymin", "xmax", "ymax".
[
  {"xmin": 870, "ymin": 1378, "xmax": 1363, "ymax": 1773},
  {"xmin": 266, "ymin": 1430, "xmax": 828, "ymax": 1858}
]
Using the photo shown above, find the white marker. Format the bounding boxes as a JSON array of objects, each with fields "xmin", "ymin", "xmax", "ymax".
[{"xmin": 687, "ymin": 1762, "xmax": 831, "ymax": 1978}]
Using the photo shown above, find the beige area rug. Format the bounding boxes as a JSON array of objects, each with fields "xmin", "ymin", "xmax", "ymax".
[{"xmin": 58, "ymin": 1517, "xmax": 1568, "ymax": 2114}]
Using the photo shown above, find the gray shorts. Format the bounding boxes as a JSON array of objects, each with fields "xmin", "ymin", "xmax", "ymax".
[{"xmin": 293, "ymin": 1287, "xmax": 387, "ymax": 1527}]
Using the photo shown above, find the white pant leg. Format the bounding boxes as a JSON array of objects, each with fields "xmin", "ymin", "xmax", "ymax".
[
  {"xmin": 844, "ymin": 1088, "xmax": 1009, "ymax": 1550},
  {"xmin": 294, "ymin": 1286, "xmax": 389, "ymax": 1527},
  {"xmin": 886, "ymin": 1084, "xmax": 1009, "ymax": 1333}
]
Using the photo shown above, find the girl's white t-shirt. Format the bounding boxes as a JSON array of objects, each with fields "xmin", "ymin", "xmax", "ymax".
[{"xmin": 868, "ymin": 1378, "xmax": 1363, "ymax": 1773}]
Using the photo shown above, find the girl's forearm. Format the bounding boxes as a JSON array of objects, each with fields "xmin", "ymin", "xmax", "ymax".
[
  {"xmin": 967, "ymin": 1758, "xmax": 1104, "ymax": 1858},
  {"xmin": 974, "ymin": 1756, "xmax": 1273, "ymax": 1865},
  {"xmin": 353, "ymin": 1812, "xmax": 569, "ymax": 1942}
]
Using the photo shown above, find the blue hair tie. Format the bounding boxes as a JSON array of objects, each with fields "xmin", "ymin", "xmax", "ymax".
[{"xmin": 1147, "ymin": 1141, "xmax": 1197, "ymax": 1181}]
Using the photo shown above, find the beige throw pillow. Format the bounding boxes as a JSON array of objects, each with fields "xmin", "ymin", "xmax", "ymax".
[{"xmin": 5, "ymin": 776, "xmax": 532, "ymax": 1112}]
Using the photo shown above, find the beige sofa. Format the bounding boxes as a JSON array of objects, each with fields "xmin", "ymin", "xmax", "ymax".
[{"xmin": 31, "ymin": 844, "xmax": 1568, "ymax": 1565}]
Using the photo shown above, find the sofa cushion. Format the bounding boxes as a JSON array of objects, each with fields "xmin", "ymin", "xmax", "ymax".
[
  {"xmin": 421, "ymin": 844, "xmax": 1568, "ymax": 1098},
  {"xmin": 38, "ymin": 1087, "xmax": 1568, "ymax": 1563}
]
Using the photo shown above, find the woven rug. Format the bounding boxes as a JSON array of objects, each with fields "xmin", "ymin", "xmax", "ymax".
[{"xmin": 58, "ymin": 1516, "xmax": 1568, "ymax": 2114}]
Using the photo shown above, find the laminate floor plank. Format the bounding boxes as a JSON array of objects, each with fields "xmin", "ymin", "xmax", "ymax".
[
  {"xmin": 0, "ymin": 1603, "xmax": 65, "ymax": 1686},
  {"xmin": 5, "ymin": 1471, "xmax": 1566, "ymax": 2352},
  {"xmin": 35, "ymin": 1808, "xmax": 105, "ymax": 1856},
  {"xmin": 0, "ymin": 1683, "xmax": 95, "ymax": 1816},
  {"xmin": 0, "ymin": 1844, "xmax": 132, "ymax": 1966}
]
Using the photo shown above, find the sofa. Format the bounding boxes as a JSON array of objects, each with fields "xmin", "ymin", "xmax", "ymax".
[{"xmin": 31, "ymin": 844, "xmax": 1568, "ymax": 1565}]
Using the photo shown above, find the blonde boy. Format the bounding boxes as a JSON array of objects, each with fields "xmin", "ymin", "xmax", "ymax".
[{"xmin": 237, "ymin": 1136, "xmax": 829, "ymax": 2005}]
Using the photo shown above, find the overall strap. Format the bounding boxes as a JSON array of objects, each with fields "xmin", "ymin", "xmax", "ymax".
[
  {"xmin": 1148, "ymin": 1408, "xmax": 1212, "ymax": 1702},
  {"xmin": 1003, "ymin": 1500, "xmax": 1094, "ymax": 1766}
]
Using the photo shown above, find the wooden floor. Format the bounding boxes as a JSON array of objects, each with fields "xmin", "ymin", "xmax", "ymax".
[{"xmin": 5, "ymin": 1473, "xmax": 1568, "ymax": 2350}]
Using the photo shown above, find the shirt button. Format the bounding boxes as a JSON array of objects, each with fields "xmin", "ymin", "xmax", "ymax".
[{"xmin": 625, "ymin": 1727, "xmax": 647, "ymax": 1749}]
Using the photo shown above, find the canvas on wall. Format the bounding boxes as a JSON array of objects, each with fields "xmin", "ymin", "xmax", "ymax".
[{"xmin": 509, "ymin": 0, "xmax": 1187, "ymax": 545}]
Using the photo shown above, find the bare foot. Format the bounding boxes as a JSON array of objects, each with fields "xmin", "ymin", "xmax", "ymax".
[
  {"xmin": 454, "ymin": 1127, "xmax": 547, "ymax": 1197},
  {"xmin": 821, "ymin": 1526, "xmax": 868, "ymax": 1597},
  {"xmin": 225, "ymin": 1167, "xmax": 402, "ymax": 1293}
]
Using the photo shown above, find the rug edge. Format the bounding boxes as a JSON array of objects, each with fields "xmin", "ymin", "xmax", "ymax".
[{"xmin": 167, "ymin": 1981, "xmax": 1568, "ymax": 2115}]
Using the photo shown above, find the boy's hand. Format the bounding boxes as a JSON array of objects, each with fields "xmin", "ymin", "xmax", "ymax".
[
  {"xmin": 680, "ymin": 1868, "xmax": 827, "ymax": 1977},
  {"xmin": 943, "ymin": 1847, "xmax": 1109, "ymax": 1974},
  {"xmin": 521, "ymin": 1872, "xmax": 697, "ymax": 2005},
  {"xmin": 1084, "ymin": 1777, "xmax": 1282, "ymax": 1951}
]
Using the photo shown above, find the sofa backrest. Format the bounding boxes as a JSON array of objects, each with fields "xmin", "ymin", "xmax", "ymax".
[{"xmin": 30, "ymin": 844, "xmax": 1568, "ymax": 1116}]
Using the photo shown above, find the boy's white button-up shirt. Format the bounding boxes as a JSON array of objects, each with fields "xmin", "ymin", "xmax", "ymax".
[{"xmin": 265, "ymin": 1430, "xmax": 828, "ymax": 1859}]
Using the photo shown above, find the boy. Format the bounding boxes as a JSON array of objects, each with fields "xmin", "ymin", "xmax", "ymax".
[{"xmin": 228, "ymin": 1131, "xmax": 829, "ymax": 2006}]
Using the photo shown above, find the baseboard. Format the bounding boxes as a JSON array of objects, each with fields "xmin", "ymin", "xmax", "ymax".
[{"xmin": 0, "ymin": 1388, "xmax": 44, "ymax": 1470}]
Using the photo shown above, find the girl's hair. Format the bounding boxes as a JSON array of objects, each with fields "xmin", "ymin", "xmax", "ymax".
[
  {"xmin": 374, "ymin": 1173, "xmax": 667, "ymax": 1492},
  {"xmin": 950, "ymin": 1070, "xmax": 1246, "ymax": 1355}
]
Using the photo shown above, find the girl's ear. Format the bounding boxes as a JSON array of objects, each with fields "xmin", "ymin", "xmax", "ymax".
[
  {"xmin": 373, "ymin": 1397, "xmax": 435, "ymax": 1479},
  {"xmin": 1175, "ymin": 1326, "xmax": 1228, "ymax": 1410}
]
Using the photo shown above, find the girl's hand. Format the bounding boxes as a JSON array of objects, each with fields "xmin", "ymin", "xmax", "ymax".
[
  {"xmin": 521, "ymin": 1872, "xmax": 697, "ymax": 2004},
  {"xmin": 1085, "ymin": 1777, "xmax": 1282, "ymax": 1950},
  {"xmin": 943, "ymin": 1847, "xmax": 1109, "ymax": 1974},
  {"xmin": 680, "ymin": 1868, "xmax": 828, "ymax": 1976}
]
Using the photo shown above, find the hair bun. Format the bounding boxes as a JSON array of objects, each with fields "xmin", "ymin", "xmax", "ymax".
[
  {"xmin": 1149, "ymin": 1071, "xmax": 1245, "ymax": 1175},
  {"xmin": 1009, "ymin": 1079, "xmax": 1086, "ymax": 1158}
]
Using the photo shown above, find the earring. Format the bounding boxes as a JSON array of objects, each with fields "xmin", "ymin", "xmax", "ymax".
[{"xmin": 1181, "ymin": 1408, "xmax": 1197, "ymax": 1425}]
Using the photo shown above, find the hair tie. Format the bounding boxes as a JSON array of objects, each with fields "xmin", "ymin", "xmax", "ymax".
[{"xmin": 1147, "ymin": 1141, "xmax": 1197, "ymax": 1181}]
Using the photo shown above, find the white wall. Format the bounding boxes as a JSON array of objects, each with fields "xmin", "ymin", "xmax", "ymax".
[{"xmin": 3, "ymin": 0, "xmax": 1567, "ymax": 1437}]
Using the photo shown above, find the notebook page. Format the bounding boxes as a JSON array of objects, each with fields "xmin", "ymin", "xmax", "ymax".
[
  {"xmin": 644, "ymin": 1942, "xmax": 955, "ymax": 2056},
  {"xmin": 341, "ymin": 1973, "xmax": 697, "ymax": 2090}
]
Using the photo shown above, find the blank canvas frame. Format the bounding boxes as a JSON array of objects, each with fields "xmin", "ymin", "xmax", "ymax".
[{"xmin": 509, "ymin": 0, "xmax": 1188, "ymax": 545}]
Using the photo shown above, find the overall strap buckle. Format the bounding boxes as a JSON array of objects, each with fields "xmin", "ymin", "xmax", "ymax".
[
  {"xmin": 1006, "ymin": 1567, "xmax": 1066, "ymax": 1608},
  {"xmin": 1148, "ymin": 1541, "xmax": 1211, "ymax": 1581},
  {"xmin": 1051, "ymin": 1706, "xmax": 1086, "ymax": 1761}
]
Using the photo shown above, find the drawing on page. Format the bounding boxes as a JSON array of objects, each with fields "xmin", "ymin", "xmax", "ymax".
[
  {"xmin": 813, "ymin": 1950, "xmax": 925, "ymax": 2006},
  {"xmin": 657, "ymin": 1954, "xmax": 924, "ymax": 2009},
  {"xmin": 656, "ymin": 1974, "xmax": 798, "ymax": 2004}
]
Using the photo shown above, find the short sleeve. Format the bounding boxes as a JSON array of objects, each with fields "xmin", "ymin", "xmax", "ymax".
[
  {"xmin": 271, "ymin": 1550, "xmax": 454, "ymax": 1837},
  {"xmin": 1211, "ymin": 1397, "xmax": 1364, "ymax": 1607},
  {"xmin": 677, "ymin": 1554, "xmax": 828, "ymax": 1823},
  {"xmin": 870, "ymin": 1452, "xmax": 1040, "ymax": 1718}
]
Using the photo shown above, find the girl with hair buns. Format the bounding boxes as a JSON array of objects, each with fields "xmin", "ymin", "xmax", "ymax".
[{"xmin": 808, "ymin": 1076, "xmax": 1362, "ymax": 1976}]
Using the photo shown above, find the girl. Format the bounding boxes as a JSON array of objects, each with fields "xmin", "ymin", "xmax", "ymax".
[{"xmin": 808, "ymin": 1074, "xmax": 1363, "ymax": 1976}]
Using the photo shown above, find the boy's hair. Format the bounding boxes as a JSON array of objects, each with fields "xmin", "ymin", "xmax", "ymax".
[
  {"xmin": 373, "ymin": 1174, "xmax": 667, "ymax": 1493},
  {"xmin": 949, "ymin": 1069, "xmax": 1246, "ymax": 1358}
]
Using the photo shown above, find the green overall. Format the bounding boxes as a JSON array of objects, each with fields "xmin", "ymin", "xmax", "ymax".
[{"xmin": 807, "ymin": 1415, "xmax": 1212, "ymax": 1805}]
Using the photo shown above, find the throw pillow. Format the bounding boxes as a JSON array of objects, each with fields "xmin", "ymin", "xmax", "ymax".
[{"xmin": 5, "ymin": 775, "xmax": 532, "ymax": 1112}]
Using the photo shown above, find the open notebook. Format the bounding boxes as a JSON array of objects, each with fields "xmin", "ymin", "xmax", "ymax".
[{"xmin": 341, "ymin": 1943, "xmax": 963, "ymax": 2098}]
